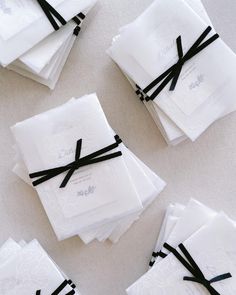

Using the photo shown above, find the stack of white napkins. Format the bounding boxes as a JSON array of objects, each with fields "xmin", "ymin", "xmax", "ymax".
[
  {"xmin": 0, "ymin": 0, "xmax": 97, "ymax": 89},
  {"xmin": 11, "ymin": 93, "xmax": 166, "ymax": 243},
  {"xmin": 127, "ymin": 199, "xmax": 236, "ymax": 294},
  {"xmin": 108, "ymin": 0, "xmax": 236, "ymax": 145},
  {"xmin": 0, "ymin": 238, "xmax": 81, "ymax": 294}
]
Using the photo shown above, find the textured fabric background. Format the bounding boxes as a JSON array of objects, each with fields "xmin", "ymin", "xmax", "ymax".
[{"xmin": 0, "ymin": 1, "xmax": 236, "ymax": 294}]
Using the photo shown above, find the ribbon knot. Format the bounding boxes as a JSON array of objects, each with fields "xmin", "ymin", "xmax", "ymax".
[
  {"xmin": 37, "ymin": 0, "xmax": 67, "ymax": 31},
  {"xmin": 29, "ymin": 135, "xmax": 123, "ymax": 188},
  {"xmin": 136, "ymin": 26, "xmax": 219, "ymax": 102},
  {"xmin": 164, "ymin": 243, "xmax": 232, "ymax": 295}
]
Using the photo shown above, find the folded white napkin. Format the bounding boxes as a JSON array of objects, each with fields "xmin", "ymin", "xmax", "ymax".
[
  {"xmin": 108, "ymin": 0, "xmax": 236, "ymax": 144},
  {"xmin": 13, "ymin": 138, "xmax": 165, "ymax": 244},
  {"xmin": 0, "ymin": 238, "xmax": 81, "ymax": 294},
  {"xmin": 127, "ymin": 213, "xmax": 236, "ymax": 295},
  {"xmin": 1, "ymin": 0, "xmax": 96, "ymax": 88},
  {"xmin": 11, "ymin": 93, "xmax": 165, "ymax": 242},
  {"xmin": 0, "ymin": 0, "xmax": 96, "ymax": 66}
]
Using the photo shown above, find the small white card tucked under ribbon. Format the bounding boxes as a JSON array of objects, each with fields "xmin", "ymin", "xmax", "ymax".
[
  {"xmin": 11, "ymin": 93, "xmax": 166, "ymax": 242},
  {"xmin": 0, "ymin": 0, "xmax": 97, "ymax": 89},
  {"xmin": 108, "ymin": 0, "xmax": 236, "ymax": 145},
  {"xmin": 0, "ymin": 238, "xmax": 81, "ymax": 294},
  {"xmin": 127, "ymin": 199, "xmax": 236, "ymax": 295}
]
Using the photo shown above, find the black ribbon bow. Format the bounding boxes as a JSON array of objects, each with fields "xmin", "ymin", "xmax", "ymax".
[
  {"xmin": 149, "ymin": 250, "xmax": 167, "ymax": 267},
  {"xmin": 136, "ymin": 26, "xmax": 219, "ymax": 102},
  {"xmin": 72, "ymin": 12, "xmax": 86, "ymax": 36},
  {"xmin": 36, "ymin": 279, "xmax": 76, "ymax": 295},
  {"xmin": 29, "ymin": 135, "xmax": 122, "ymax": 188},
  {"xmin": 164, "ymin": 243, "xmax": 232, "ymax": 295},
  {"xmin": 37, "ymin": 0, "xmax": 67, "ymax": 31}
]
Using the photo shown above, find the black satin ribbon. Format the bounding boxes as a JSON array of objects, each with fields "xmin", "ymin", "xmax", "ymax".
[
  {"xmin": 136, "ymin": 26, "xmax": 219, "ymax": 102},
  {"xmin": 149, "ymin": 250, "xmax": 167, "ymax": 267},
  {"xmin": 72, "ymin": 12, "xmax": 86, "ymax": 36},
  {"xmin": 152, "ymin": 250, "xmax": 167, "ymax": 259},
  {"xmin": 36, "ymin": 279, "xmax": 76, "ymax": 295},
  {"xmin": 37, "ymin": 0, "xmax": 67, "ymax": 31},
  {"xmin": 29, "ymin": 135, "xmax": 123, "ymax": 188},
  {"xmin": 164, "ymin": 243, "xmax": 232, "ymax": 295}
]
